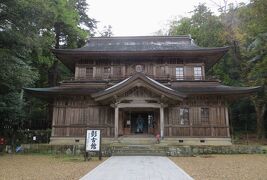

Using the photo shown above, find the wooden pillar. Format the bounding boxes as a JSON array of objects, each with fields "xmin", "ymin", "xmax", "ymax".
[
  {"xmin": 160, "ymin": 105, "xmax": 164, "ymax": 138},
  {"xmin": 114, "ymin": 106, "xmax": 119, "ymax": 139},
  {"xmin": 202, "ymin": 64, "xmax": 205, "ymax": 80},
  {"xmin": 93, "ymin": 66, "xmax": 96, "ymax": 78},
  {"xmin": 122, "ymin": 65, "xmax": 126, "ymax": 78},
  {"xmin": 75, "ymin": 65, "xmax": 79, "ymax": 79},
  {"xmin": 110, "ymin": 66, "xmax": 114, "ymax": 79},
  {"xmin": 51, "ymin": 106, "xmax": 57, "ymax": 136},
  {"xmin": 225, "ymin": 106, "xmax": 230, "ymax": 137},
  {"xmin": 211, "ymin": 125, "xmax": 215, "ymax": 137},
  {"xmin": 153, "ymin": 65, "xmax": 156, "ymax": 78}
]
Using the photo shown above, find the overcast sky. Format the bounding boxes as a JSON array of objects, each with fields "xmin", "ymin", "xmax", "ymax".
[{"xmin": 87, "ymin": 0, "xmax": 249, "ymax": 36}]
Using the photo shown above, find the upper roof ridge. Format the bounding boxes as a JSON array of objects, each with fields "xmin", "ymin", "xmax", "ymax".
[{"xmin": 88, "ymin": 35, "xmax": 192, "ymax": 40}]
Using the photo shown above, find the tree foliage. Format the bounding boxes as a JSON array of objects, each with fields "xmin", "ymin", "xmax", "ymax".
[
  {"xmin": 168, "ymin": 1, "xmax": 267, "ymax": 139},
  {"xmin": 0, "ymin": 0, "xmax": 97, "ymax": 146}
]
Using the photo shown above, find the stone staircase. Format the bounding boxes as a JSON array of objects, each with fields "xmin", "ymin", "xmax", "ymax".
[
  {"xmin": 111, "ymin": 144, "xmax": 167, "ymax": 156},
  {"xmin": 110, "ymin": 137, "xmax": 167, "ymax": 156},
  {"xmin": 117, "ymin": 137, "xmax": 157, "ymax": 145}
]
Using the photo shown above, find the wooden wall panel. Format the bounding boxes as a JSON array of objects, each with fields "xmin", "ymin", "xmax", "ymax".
[
  {"xmin": 184, "ymin": 66, "xmax": 193, "ymax": 78},
  {"xmin": 75, "ymin": 61, "xmax": 206, "ymax": 80},
  {"xmin": 75, "ymin": 66, "xmax": 86, "ymax": 79},
  {"xmin": 164, "ymin": 108, "xmax": 169, "ymax": 125},
  {"xmin": 113, "ymin": 66, "xmax": 122, "ymax": 78},
  {"xmin": 169, "ymin": 107, "xmax": 179, "ymax": 125},
  {"xmin": 52, "ymin": 95, "xmax": 229, "ymax": 138},
  {"xmin": 220, "ymin": 107, "xmax": 226, "ymax": 125},
  {"xmin": 52, "ymin": 97, "xmax": 115, "ymax": 137},
  {"xmin": 165, "ymin": 96, "xmax": 228, "ymax": 137},
  {"xmin": 95, "ymin": 67, "xmax": 102, "ymax": 79},
  {"xmin": 54, "ymin": 128, "xmax": 66, "ymax": 136},
  {"xmin": 126, "ymin": 64, "xmax": 134, "ymax": 76},
  {"xmin": 52, "ymin": 107, "xmax": 58, "ymax": 125}
]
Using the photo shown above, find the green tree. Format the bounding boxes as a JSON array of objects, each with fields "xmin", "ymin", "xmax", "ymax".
[
  {"xmin": 100, "ymin": 25, "xmax": 113, "ymax": 37},
  {"xmin": 167, "ymin": 2, "xmax": 267, "ymax": 139},
  {"xmin": 0, "ymin": 0, "xmax": 97, "ymax": 147},
  {"xmin": 0, "ymin": 0, "xmax": 44, "ymax": 147},
  {"xmin": 237, "ymin": 0, "xmax": 267, "ymax": 139},
  {"xmin": 168, "ymin": 4, "xmax": 239, "ymax": 85},
  {"xmin": 48, "ymin": 0, "xmax": 97, "ymax": 86}
]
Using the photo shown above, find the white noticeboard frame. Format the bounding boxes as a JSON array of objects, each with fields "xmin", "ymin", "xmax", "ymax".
[{"xmin": 85, "ymin": 129, "xmax": 101, "ymax": 152}]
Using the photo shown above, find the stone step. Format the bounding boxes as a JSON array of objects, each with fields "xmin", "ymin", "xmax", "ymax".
[
  {"xmin": 112, "ymin": 145, "xmax": 153, "ymax": 150},
  {"xmin": 112, "ymin": 152, "xmax": 166, "ymax": 156},
  {"xmin": 117, "ymin": 138, "xmax": 157, "ymax": 145},
  {"xmin": 112, "ymin": 146, "xmax": 166, "ymax": 151},
  {"xmin": 112, "ymin": 149, "xmax": 166, "ymax": 153},
  {"xmin": 112, "ymin": 149, "xmax": 166, "ymax": 155},
  {"xmin": 111, "ymin": 144, "xmax": 167, "ymax": 156}
]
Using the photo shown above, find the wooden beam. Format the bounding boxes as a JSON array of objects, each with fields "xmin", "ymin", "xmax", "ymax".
[
  {"xmin": 117, "ymin": 103, "xmax": 161, "ymax": 108},
  {"xmin": 225, "ymin": 106, "xmax": 230, "ymax": 137},
  {"xmin": 114, "ymin": 106, "xmax": 119, "ymax": 139},
  {"xmin": 160, "ymin": 104, "xmax": 164, "ymax": 138}
]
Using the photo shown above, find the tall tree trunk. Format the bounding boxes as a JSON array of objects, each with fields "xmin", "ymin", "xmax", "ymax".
[
  {"xmin": 254, "ymin": 101, "xmax": 266, "ymax": 139},
  {"xmin": 48, "ymin": 22, "xmax": 61, "ymax": 87},
  {"xmin": 47, "ymin": 23, "xmax": 62, "ymax": 135},
  {"xmin": 48, "ymin": 60, "xmax": 59, "ymax": 87}
]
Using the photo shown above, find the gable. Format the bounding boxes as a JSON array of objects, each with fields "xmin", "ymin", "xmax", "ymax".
[{"xmin": 91, "ymin": 72, "xmax": 186, "ymax": 102}]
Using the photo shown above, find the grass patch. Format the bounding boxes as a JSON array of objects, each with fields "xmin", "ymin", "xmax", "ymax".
[{"xmin": 54, "ymin": 154, "xmax": 85, "ymax": 162}]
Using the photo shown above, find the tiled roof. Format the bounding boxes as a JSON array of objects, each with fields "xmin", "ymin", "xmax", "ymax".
[
  {"xmin": 77, "ymin": 36, "xmax": 199, "ymax": 51},
  {"xmin": 51, "ymin": 36, "xmax": 229, "ymax": 72}
]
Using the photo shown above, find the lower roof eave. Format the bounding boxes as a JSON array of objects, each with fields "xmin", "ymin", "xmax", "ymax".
[
  {"xmin": 23, "ymin": 87, "xmax": 101, "ymax": 97},
  {"xmin": 183, "ymin": 86, "xmax": 262, "ymax": 96}
]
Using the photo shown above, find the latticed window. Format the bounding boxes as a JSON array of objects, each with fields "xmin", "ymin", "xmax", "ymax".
[
  {"xmin": 201, "ymin": 107, "xmax": 209, "ymax": 123},
  {"xmin": 175, "ymin": 67, "xmax": 184, "ymax": 80},
  {"xmin": 194, "ymin": 66, "xmax": 202, "ymax": 80},
  {"xmin": 179, "ymin": 108, "xmax": 189, "ymax": 125},
  {"xmin": 86, "ymin": 67, "xmax": 93, "ymax": 79},
  {"xmin": 104, "ymin": 67, "xmax": 111, "ymax": 78}
]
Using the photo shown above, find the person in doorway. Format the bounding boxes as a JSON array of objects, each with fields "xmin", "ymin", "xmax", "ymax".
[{"xmin": 136, "ymin": 115, "xmax": 144, "ymax": 133}]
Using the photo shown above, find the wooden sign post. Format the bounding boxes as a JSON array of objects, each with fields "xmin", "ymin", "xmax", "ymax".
[{"xmin": 85, "ymin": 129, "xmax": 102, "ymax": 161}]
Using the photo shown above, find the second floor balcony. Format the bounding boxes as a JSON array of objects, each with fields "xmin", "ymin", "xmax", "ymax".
[{"xmin": 70, "ymin": 74, "xmax": 208, "ymax": 82}]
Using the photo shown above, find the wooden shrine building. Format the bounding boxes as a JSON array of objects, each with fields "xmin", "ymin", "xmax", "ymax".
[{"xmin": 25, "ymin": 36, "xmax": 260, "ymax": 145}]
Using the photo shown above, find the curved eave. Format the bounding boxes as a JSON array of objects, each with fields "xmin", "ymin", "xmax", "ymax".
[
  {"xmin": 51, "ymin": 47, "xmax": 229, "ymax": 72},
  {"xmin": 51, "ymin": 46, "xmax": 229, "ymax": 54},
  {"xmin": 177, "ymin": 86, "xmax": 262, "ymax": 96},
  {"xmin": 24, "ymin": 87, "xmax": 102, "ymax": 97},
  {"xmin": 91, "ymin": 73, "xmax": 186, "ymax": 101}
]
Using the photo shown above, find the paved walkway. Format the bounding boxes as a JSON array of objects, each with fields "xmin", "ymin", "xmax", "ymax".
[{"xmin": 80, "ymin": 156, "xmax": 193, "ymax": 180}]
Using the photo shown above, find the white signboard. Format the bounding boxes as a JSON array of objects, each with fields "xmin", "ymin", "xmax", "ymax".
[{"xmin": 86, "ymin": 130, "xmax": 100, "ymax": 152}]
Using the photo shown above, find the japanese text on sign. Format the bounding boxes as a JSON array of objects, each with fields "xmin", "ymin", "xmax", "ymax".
[{"xmin": 86, "ymin": 130, "xmax": 100, "ymax": 151}]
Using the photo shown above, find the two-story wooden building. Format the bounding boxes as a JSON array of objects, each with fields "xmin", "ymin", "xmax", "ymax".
[{"xmin": 25, "ymin": 36, "xmax": 260, "ymax": 145}]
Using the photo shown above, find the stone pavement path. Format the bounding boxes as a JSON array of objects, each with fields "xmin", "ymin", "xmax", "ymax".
[{"xmin": 80, "ymin": 156, "xmax": 193, "ymax": 180}]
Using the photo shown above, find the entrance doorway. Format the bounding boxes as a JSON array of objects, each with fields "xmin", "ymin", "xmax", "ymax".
[{"xmin": 123, "ymin": 110, "xmax": 156, "ymax": 135}]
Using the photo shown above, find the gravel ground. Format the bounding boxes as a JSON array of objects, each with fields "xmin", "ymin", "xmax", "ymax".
[
  {"xmin": 0, "ymin": 154, "xmax": 266, "ymax": 180},
  {"xmin": 0, "ymin": 154, "xmax": 103, "ymax": 180},
  {"xmin": 170, "ymin": 154, "xmax": 267, "ymax": 180}
]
